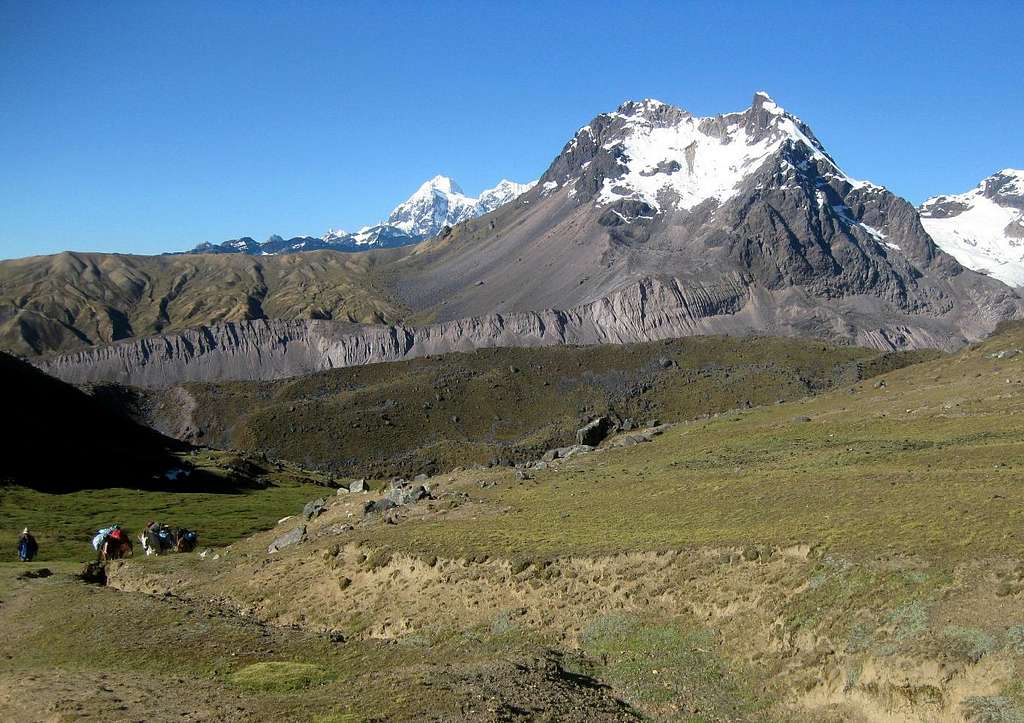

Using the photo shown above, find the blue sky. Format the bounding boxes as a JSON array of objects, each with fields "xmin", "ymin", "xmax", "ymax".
[{"xmin": 1, "ymin": 0, "xmax": 1021, "ymax": 259}]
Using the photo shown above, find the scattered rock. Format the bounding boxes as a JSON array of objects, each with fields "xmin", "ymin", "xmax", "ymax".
[
  {"xmin": 18, "ymin": 568, "xmax": 52, "ymax": 580},
  {"xmin": 576, "ymin": 416, "xmax": 612, "ymax": 446},
  {"xmin": 303, "ymin": 498, "xmax": 327, "ymax": 521},
  {"xmin": 382, "ymin": 479, "xmax": 430, "ymax": 506},
  {"xmin": 413, "ymin": 473, "xmax": 429, "ymax": 482},
  {"xmin": 609, "ymin": 432, "xmax": 653, "ymax": 448},
  {"xmin": 268, "ymin": 525, "xmax": 307, "ymax": 554},
  {"xmin": 988, "ymin": 349, "xmax": 1021, "ymax": 359},
  {"xmin": 658, "ymin": 357, "xmax": 674, "ymax": 369},
  {"xmin": 349, "ymin": 479, "xmax": 368, "ymax": 493},
  {"xmin": 515, "ymin": 469, "xmax": 533, "ymax": 480},
  {"xmin": 543, "ymin": 444, "xmax": 595, "ymax": 461},
  {"xmin": 873, "ymin": 379, "xmax": 887, "ymax": 389},
  {"xmin": 364, "ymin": 498, "xmax": 399, "ymax": 516},
  {"xmin": 79, "ymin": 561, "xmax": 107, "ymax": 585}
]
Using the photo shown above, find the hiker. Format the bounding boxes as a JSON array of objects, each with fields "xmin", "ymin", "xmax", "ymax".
[
  {"xmin": 139, "ymin": 521, "xmax": 161, "ymax": 556},
  {"xmin": 17, "ymin": 528, "xmax": 38, "ymax": 562},
  {"xmin": 139, "ymin": 521, "xmax": 175, "ymax": 555},
  {"xmin": 93, "ymin": 525, "xmax": 133, "ymax": 561},
  {"xmin": 176, "ymin": 528, "xmax": 198, "ymax": 553}
]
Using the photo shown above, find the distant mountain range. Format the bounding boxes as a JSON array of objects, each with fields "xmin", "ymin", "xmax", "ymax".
[{"xmin": 185, "ymin": 175, "xmax": 535, "ymax": 255}]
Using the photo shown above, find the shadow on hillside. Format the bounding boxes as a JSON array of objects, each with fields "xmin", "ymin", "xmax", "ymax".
[{"xmin": 3, "ymin": 467, "xmax": 275, "ymax": 495}]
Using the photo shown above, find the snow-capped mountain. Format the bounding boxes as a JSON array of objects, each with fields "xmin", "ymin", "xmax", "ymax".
[
  {"xmin": 919, "ymin": 169, "xmax": 1024, "ymax": 286},
  {"xmin": 185, "ymin": 174, "xmax": 535, "ymax": 255},
  {"xmin": 474, "ymin": 179, "xmax": 537, "ymax": 215},
  {"xmin": 386, "ymin": 175, "xmax": 479, "ymax": 238},
  {"xmin": 543, "ymin": 93, "xmax": 878, "ymax": 221},
  {"xmin": 386, "ymin": 175, "xmax": 537, "ymax": 238},
  {"xmin": 393, "ymin": 92, "xmax": 1019, "ymax": 350}
]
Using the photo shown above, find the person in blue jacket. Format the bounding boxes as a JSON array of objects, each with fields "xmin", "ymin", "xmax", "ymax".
[{"xmin": 18, "ymin": 528, "xmax": 38, "ymax": 562}]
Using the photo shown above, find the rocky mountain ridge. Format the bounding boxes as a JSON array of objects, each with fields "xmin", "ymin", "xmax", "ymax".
[{"xmin": 36, "ymin": 274, "xmax": 989, "ymax": 388}]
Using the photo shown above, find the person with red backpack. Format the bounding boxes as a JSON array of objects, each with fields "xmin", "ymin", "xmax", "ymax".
[{"xmin": 95, "ymin": 525, "xmax": 133, "ymax": 560}]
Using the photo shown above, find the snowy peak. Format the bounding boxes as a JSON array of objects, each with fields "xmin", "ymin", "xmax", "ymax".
[
  {"xmin": 475, "ymin": 179, "xmax": 537, "ymax": 215},
  {"xmin": 387, "ymin": 177, "xmax": 478, "ymax": 237},
  {"xmin": 415, "ymin": 175, "xmax": 466, "ymax": 197},
  {"xmin": 386, "ymin": 175, "xmax": 534, "ymax": 238},
  {"xmin": 541, "ymin": 91, "xmax": 865, "ymax": 215},
  {"xmin": 920, "ymin": 169, "xmax": 1024, "ymax": 286},
  {"xmin": 981, "ymin": 169, "xmax": 1024, "ymax": 209},
  {"xmin": 922, "ymin": 169, "xmax": 1024, "ymax": 216}
]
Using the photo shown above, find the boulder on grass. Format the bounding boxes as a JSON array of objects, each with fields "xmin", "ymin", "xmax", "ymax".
[
  {"xmin": 303, "ymin": 498, "xmax": 327, "ymax": 521},
  {"xmin": 349, "ymin": 479, "xmax": 368, "ymax": 493},
  {"xmin": 576, "ymin": 417, "xmax": 612, "ymax": 446},
  {"xmin": 268, "ymin": 525, "xmax": 306, "ymax": 554},
  {"xmin": 364, "ymin": 498, "xmax": 398, "ymax": 516}
]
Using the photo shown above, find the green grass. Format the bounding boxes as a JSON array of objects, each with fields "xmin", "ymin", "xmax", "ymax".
[
  {"xmin": 6, "ymin": 326, "xmax": 1024, "ymax": 721},
  {"xmin": 579, "ymin": 613, "xmax": 765, "ymax": 720},
  {"xmin": 344, "ymin": 324, "xmax": 1024, "ymax": 564},
  {"xmin": 228, "ymin": 662, "xmax": 334, "ymax": 692}
]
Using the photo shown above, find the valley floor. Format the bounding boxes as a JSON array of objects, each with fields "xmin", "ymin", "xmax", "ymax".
[{"xmin": 6, "ymin": 324, "xmax": 1024, "ymax": 720}]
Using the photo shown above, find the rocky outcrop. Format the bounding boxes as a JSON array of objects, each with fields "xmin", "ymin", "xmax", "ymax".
[{"xmin": 35, "ymin": 272, "xmax": 1013, "ymax": 388}]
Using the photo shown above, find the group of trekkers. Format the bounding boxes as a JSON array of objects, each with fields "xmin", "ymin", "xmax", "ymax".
[
  {"xmin": 137, "ymin": 521, "xmax": 199, "ymax": 556},
  {"xmin": 16, "ymin": 522, "xmax": 199, "ymax": 563}
]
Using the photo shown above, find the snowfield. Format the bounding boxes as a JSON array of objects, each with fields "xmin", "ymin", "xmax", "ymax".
[{"xmin": 920, "ymin": 169, "xmax": 1024, "ymax": 287}]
